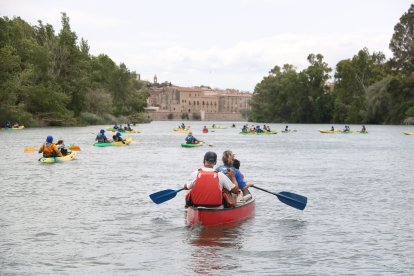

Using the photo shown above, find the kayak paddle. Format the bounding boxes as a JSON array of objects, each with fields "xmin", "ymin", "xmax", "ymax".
[
  {"xmin": 25, "ymin": 144, "xmax": 81, "ymax": 153},
  {"xmin": 199, "ymin": 141, "xmax": 213, "ymax": 147},
  {"xmin": 252, "ymin": 185, "xmax": 307, "ymax": 210},
  {"xmin": 69, "ymin": 145, "xmax": 81, "ymax": 151},
  {"xmin": 24, "ymin": 146, "xmax": 35, "ymax": 153},
  {"xmin": 149, "ymin": 188, "xmax": 185, "ymax": 204}
]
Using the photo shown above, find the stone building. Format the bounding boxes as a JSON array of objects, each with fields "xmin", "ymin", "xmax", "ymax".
[{"xmin": 146, "ymin": 85, "xmax": 252, "ymax": 121}]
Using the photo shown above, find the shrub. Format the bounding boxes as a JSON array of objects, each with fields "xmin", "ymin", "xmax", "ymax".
[{"xmin": 79, "ymin": 112, "xmax": 105, "ymax": 125}]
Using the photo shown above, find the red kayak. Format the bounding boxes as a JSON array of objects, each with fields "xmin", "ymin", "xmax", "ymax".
[{"xmin": 186, "ymin": 196, "xmax": 255, "ymax": 227}]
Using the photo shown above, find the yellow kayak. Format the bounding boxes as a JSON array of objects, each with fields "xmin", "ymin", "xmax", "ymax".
[
  {"xmin": 403, "ymin": 132, "xmax": 414, "ymax": 135},
  {"xmin": 93, "ymin": 137, "xmax": 133, "ymax": 147},
  {"xmin": 319, "ymin": 129, "xmax": 343, "ymax": 133},
  {"xmin": 2, "ymin": 126, "xmax": 25, "ymax": 130},
  {"xmin": 173, "ymin": 126, "xmax": 191, "ymax": 132},
  {"xmin": 39, "ymin": 151, "xmax": 76, "ymax": 163},
  {"xmin": 108, "ymin": 128, "xmax": 140, "ymax": 133},
  {"xmin": 319, "ymin": 129, "xmax": 368, "ymax": 134}
]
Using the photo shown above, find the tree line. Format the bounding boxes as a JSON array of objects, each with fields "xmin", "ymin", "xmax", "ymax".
[
  {"xmin": 250, "ymin": 4, "xmax": 414, "ymax": 125},
  {"xmin": 0, "ymin": 13, "xmax": 149, "ymax": 126}
]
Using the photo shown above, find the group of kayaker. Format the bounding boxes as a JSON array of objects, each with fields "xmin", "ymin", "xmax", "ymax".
[
  {"xmin": 38, "ymin": 136, "xmax": 69, "ymax": 157},
  {"xmin": 329, "ymin": 125, "xmax": 368, "ymax": 132},
  {"xmin": 95, "ymin": 129, "xmax": 125, "ymax": 144},
  {"xmin": 241, "ymin": 124, "xmax": 270, "ymax": 133},
  {"xmin": 38, "ymin": 129, "xmax": 128, "ymax": 158},
  {"xmin": 184, "ymin": 150, "xmax": 253, "ymax": 208},
  {"xmin": 113, "ymin": 123, "xmax": 134, "ymax": 131},
  {"xmin": 3, "ymin": 121, "xmax": 20, "ymax": 128}
]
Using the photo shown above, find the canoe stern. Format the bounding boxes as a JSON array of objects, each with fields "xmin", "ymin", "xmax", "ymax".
[{"xmin": 186, "ymin": 198, "xmax": 255, "ymax": 227}]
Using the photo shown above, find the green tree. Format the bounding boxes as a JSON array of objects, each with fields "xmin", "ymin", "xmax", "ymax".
[
  {"xmin": 334, "ymin": 48, "xmax": 386, "ymax": 123},
  {"xmin": 0, "ymin": 45, "xmax": 21, "ymax": 122},
  {"xmin": 388, "ymin": 4, "xmax": 414, "ymax": 75},
  {"xmin": 0, "ymin": 14, "xmax": 150, "ymax": 126},
  {"xmin": 251, "ymin": 54, "xmax": 331, "ymax": 123},
  {"xmin": 364, "ymin": 77, "xmax": 393, "ymax": 123}
]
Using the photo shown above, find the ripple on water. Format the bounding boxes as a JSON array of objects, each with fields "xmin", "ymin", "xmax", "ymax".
[{"xmin": 1, "ymin": 123, "xmax": 414, "ymax": 275}]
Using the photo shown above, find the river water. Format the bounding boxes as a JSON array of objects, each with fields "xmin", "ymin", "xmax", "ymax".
[{"xmin": 1, "ymin": 122, "xmax": 413, "ymax": 275}]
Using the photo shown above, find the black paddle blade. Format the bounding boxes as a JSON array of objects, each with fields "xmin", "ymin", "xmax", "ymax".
[
  {"xmin": 149, "ymin": 188, "xmax": 184, "ymax": 204},
  {"xmin": 276, "ymin": 191, "xmax": 307, "ymax": 210}
]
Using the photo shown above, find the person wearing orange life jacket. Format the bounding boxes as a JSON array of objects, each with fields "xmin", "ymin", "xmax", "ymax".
[
  {"xmin": 184, "ymin": 151, "xmax": 239, "ymax": 207},
  {"xmin": 38, "ymin": 135, "xmax": 62, "ymax": 158}
]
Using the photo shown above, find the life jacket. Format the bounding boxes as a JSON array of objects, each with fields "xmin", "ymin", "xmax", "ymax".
[
  {"xmin": 41, "ymin": 142, "xmax": 57, "ymax": 157},
  {"xmin": 96, "ymin": 133, "xmax": 106, "ymax": 142},
  {"xmin": 185, "ymin": 136, "xmax": 195, "ymax": 144},
  {"xmin": 189, "ymin": 169, "xmax": 222, "ymax": 206},
  {"xmin": 216, "ymin": 164, "xmax": 244, "ymax": 188},
  {"xmin": 215, "ymin": 165, "xmax": 232, "ymax": 180}
]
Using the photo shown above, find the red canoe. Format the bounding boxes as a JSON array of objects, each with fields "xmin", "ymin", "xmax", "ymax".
[{"xmin": 186, "ymin": 196, "xmax": 255, "ymax": 227}]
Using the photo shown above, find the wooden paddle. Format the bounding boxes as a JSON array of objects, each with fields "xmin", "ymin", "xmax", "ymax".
[
  {"xmin": 252, "ymin": 185, "xmax": 307, "ymax": 210},
  {"xmin": 149, "ymin": 188, "xmax": 185, "ymax": 204}
]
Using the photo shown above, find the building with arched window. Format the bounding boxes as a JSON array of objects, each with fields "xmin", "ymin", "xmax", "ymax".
[{"xmin": 146, "ymin": 85, "xmax": 251, "ymax": 121}]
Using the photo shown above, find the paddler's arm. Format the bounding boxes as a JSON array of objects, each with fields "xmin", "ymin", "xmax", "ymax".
[
  {"xmin": 184, "ymin": 171, "xmax": 197, "ymax": 190},
  {"xmin": 228, "ymin": 169, "xmax": 240, "ymax": 194},
  {"xmin": 52, "ymin": 144, "xmax": 62, "ymax": 157},
  {"xmin": 244, "ymin": 182, "xmax": 254, "ymax": 189}
]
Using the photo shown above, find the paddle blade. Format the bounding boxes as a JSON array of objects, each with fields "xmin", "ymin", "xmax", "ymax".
[
  {"xmin": 149, "ymin": 188, "xmax": 184, "ymax": 204},
  {"xmin": 200, "ymin": 141, "xmax": 213, "ymax": 147},
  {"xmin": 69, "ymin": 145, "xmax": 81, "ymax": 151},
  {"xmin": 24, "ymin": 146, "xmax": 35, "ymax": 153},
  {"xmin": 275, "ymin": 191, "xmax": 307, "ymax": 210}
]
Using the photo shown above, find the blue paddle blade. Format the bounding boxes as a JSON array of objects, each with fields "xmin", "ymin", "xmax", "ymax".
[
  {"xmin": 275, "ymin": 191, "xmax": 307, "ymax": 210},
  {"xmin": 149, "ymin": 188, "xmax": 184, "ymax": 204}
]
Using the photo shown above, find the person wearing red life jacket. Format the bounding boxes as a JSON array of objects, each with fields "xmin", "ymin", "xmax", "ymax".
[{"xmin": 184, "ymin": 151, "xmax": 239, "ymax": 207}]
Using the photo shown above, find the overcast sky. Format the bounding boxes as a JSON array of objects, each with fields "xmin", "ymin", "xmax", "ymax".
[{"xmin": 1, "ymin": 0, "xmax": 412, "ymax": 91}]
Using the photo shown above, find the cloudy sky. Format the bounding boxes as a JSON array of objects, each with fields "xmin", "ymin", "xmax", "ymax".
[{"xmin": 1, "ymin": 0, "xmax": 412, "ymax": 91}]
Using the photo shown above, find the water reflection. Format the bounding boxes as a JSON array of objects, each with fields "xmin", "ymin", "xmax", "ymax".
[
  {"xmin": 188, "ymin": 223, "xmax": 243, "ymax": 247},
  {"xmin": 186, "ymin": 223, "xmax": 245, "ymax": 275}
]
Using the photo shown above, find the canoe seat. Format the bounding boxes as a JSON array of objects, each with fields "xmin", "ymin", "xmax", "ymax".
[{"xmin": 195, "ymin": 205, "xmax": 224, "ymax": 210}]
